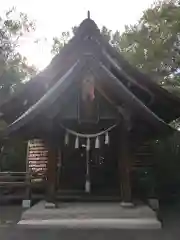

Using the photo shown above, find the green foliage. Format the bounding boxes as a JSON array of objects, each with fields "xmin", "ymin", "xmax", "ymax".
[
  {"xmin": 51, "ymin": 31, "xmax": 71, "ymax": 55},
  {"xmin": 51, "ymin": 0, "xmax": 180, "ymax": 89},
  {"xmin": 0, "ymin": 140, "xmax": 26, "ymax": 172},
  {"xmin": 163, "ymin": 74, "xmax": 180, "ymax": 96},
  {"xmin": 0, "ymin": 8, "xmax": 36, "ymax": 172},
  {"xmin": 51, "ymin": 26, "xmax": 120, "ymax": 55},
  {"xmin": 0, "ymin": 7, "xmax": 37, "ymax": 102},
  {"xmin": 117, "ymin": 0, "xmax": 180, "ymax": 85}
]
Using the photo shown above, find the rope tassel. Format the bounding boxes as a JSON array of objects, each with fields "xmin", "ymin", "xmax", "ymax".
[
  {"xmin": 95, "ymin": 136, "xmax": 100, "ymax": 149},
  {"xmin": 85, "ymin": 179, "xmax": 91, "ymax": 193},
  {"xmin": 64, "ymin": 132, "xmax": 69, "ymax": 145},
  {"xmin": 75, "ymin": 136, "xmax": 79, "ymax": 149}
]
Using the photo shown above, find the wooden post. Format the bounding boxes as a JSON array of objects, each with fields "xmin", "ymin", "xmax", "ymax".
[
  {"xmin": 0, "ymin": 143, "xmax": 4, "ymax": 206},
  {"xmin": 22, "ymin": 141, "xmax": 31, "ymax": 208},
  {"xmin": 118, "ymin": 119, "xmax": 132, "ymax": 205},
  {"xmin": 46, "ymin": 139, "xmax": 58, "ymax": 207},
  {"xmin": 56, "ymin": 147, "xmax": 62, "ymax": 191},
  {"xmin": 0, "ymin": 144, "xmax": 4, "ymax": 172}
]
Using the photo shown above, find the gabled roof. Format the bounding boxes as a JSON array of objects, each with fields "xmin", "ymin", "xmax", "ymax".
[
  {"xmin": 2, "ymin": 55, "xmax": 172, "ymax": 137},
  {"xmin": 0, "ymin": 17, "xmax": 180, "ymax": 137}
]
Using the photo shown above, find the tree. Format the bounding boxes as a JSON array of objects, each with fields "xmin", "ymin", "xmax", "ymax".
[
  {"xmin": 0, "ymin": 7, "xmax": 37, "ymax": 102},
  {"xmin": 51, "ymin": 26, "xmax": 116, "ymax": 55},
  {"xmin": 51, "ymin": 0, "xmax": 180, "ymax": 91},
  {"xmin": 51, "ymin": 26, "xmax": 78, "ymax": 55},
  {"xmin": 117, "ymin": 0, "xmax": 180, "ymax": 85},
  {"xmin": 51, "ymin": 31, "xmax": 71, "ymax": 55},
  {"xmin": 0, "ymin": 8, "xmax": 37, "ymax": 172}
]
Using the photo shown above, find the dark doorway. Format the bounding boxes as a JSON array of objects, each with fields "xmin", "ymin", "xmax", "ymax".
[
  {"xmin": 89, "ymin": 139, "xmax": 119, "ymax": 195},
  {"xmin": 59, "ymin": 145, "xmax": 86, "ymax": 191},
  {"xmin": 58, "ymin": 129, "xmax": 119, "ymax": 196}
]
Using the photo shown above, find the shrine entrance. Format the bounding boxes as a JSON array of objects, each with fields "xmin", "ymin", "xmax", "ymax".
[
  {"xmin": 58, "ymin": 128, "xmax": 119, "ymax": 196},
  {"xmin": 59, "ymin": 145, "xmax": 86, "ymax": 192}
]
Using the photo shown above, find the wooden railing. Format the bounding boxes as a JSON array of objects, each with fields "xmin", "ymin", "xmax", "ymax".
[{"xmin": 0, "ymin": 172, "xmax": 46, "ymax": 202}]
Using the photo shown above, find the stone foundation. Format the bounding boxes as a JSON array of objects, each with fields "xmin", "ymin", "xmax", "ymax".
[{"xmin": 18, "ymin": 201, "xmax": 161, "ymax": 229}]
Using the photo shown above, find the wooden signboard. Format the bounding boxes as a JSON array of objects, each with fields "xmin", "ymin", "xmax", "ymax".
[{"xmin": 27, "ymin": 139, "xmax": 48, "ymax": 173}]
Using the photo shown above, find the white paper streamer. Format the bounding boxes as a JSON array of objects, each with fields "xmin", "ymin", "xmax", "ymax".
[
  {"xmin": 85, "ymin": 179, "xmax": 91, "ymax": 193},
  {"xmin": 75, "ymin": 136, "xmax": 79, "ymax": 149},
  {"xmin": 64, "ymin": 132, "xmax": 69, "ymax": 145},
  {"xmin": 95, "ymin": 136, "xmax": 100, "ymax": 149},
  {"xmin": 105, "ymin": 132, "xmax": 109, "ymax": 145}
]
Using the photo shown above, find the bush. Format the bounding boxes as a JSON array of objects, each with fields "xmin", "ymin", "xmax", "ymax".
[{"xmin": 0, "ymin": 140, "xmax": 26, "ymax": 172}]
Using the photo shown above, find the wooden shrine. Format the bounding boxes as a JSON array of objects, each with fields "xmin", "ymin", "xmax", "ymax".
[{"xmin": 0, "ymin": 16, "xmax": 180, "ymax": 206}]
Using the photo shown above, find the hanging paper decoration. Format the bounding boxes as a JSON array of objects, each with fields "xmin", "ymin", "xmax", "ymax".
[
  {"xmin": 105, "ymin": 132, "xmax": 109, "ymax": 145},
  {"xmin": 86, "ymin": 138, "xmax": 90, "ymax": 151},
  {"xmin": 95, "ymin": 136, "xmax": 100, "ymax": 149},
  {"xmin": 85, "ymin": 179, "xmax": 91, "ymax": 193},
  {"xmin": 60, "ymin": 122, "xmax": 117, "ymax": 150},
  {"xmin": 75, "ymin": 136, "xmax": 79, "ymax": 149},
  {"xmin": 64, "ymin": 132, "xmax": 69, "ymax": 145}
]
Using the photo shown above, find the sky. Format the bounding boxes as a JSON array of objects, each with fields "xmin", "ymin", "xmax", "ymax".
[{"xmin": 1, "ymin": 0, "xmax": 155, "ymax": 70}]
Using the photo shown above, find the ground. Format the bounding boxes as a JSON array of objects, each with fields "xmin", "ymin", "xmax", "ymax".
[{"xmin": 0, "ymin": 203, "xmax": 180, "ymax": 240}]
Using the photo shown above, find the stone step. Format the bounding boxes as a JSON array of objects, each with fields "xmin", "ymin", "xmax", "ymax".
[
  {"xmin": 18, "ymin": 218, "xmax": 161, "ymax": 229},
  {"xmin": 18, "ymin": 201, "xmax": 161, "ymax": 229}
]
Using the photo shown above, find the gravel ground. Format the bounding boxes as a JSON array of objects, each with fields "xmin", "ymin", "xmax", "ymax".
[{"xmin": 0, "ymin": 204, "xmax": 23, "ymax": 226}]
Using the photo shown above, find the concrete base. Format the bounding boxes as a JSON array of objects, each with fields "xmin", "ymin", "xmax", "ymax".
[
  {"xmin": 45, "ymin": 202, "xmax": 56, "ymax": 209},
  {"xmin": 18, "ymin": 218, "xmax": 161, "ymax": 229},
  {"xmin": 18, "ymin": 201, "xmax": 161, "ymax": 229},
  {"xmin": 22, "ymin": 200, "xmax": 31, "ymax": 209},
  {"xmin": 120, "ymin": 202, "xmax": 134, "ymax": 208},
  {"xmin": 148, "ymin": 199, "xmax": 159, "ymax": 211}
]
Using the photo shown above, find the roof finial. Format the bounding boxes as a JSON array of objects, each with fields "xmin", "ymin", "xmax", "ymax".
[{"xmin": 87, "ymin": 10, "xmax": 90, "ymax": 19}]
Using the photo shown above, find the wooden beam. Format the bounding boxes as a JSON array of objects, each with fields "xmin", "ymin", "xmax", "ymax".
[
  {"xmin": 4, "ymin": 60, "xmax": 84, "ymax": 137},
  {"xmin": 46, "ymin": 139, "xmax": 58, "ymax": 204},
  {"xmin": 88, "ymin": 56, "xmax": 171, "ymax": 132},
  {"xmin": 102, "ymin": 50, "xmax": 154, "ymax": 104},
  {"xmin": 95, "ymin": 82, "xmax": 132, "ymax": 124}
]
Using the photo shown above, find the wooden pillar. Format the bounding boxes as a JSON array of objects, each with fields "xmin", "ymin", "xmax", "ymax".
[
  {"xmin": 0, "ymin": 143, "xmax": 4, "ymax": 172},
  {"xmin": 46, "ymin": 139, "xmax": 58, "ymax": 205},
  {"xmin": 22, "ymin": 140, "xmax": 31, "ymax": 208},
  {"xmin": 118, "ymin": 119, "xmax": 132, "ymax": 204},
  {"xmin": 56, "ymin": 147, "xmax": 62, "ymax": 191}
]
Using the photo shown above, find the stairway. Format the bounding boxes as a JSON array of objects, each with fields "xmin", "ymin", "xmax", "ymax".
[{"xmin": 18, "ymin": 201, "xmax": 161, "ymax": 229}]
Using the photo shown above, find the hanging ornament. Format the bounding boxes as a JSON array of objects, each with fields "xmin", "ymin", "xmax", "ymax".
[
  {"xmin": 95, "ymin": 136, "xmax": 100, "ymax": 149},
  {"xmin": 105, "ymin": 132, "xmax": 109, "ymax": 145},
  {"xmin": 75, "ymin": 136, "xmax": 79, "ymax": 149},
  {"xmin": 86, "ymin": 138, "xmax": 90, "ymax": 151},
  {"xmin": 85, "ymin": 179, "xmax": 91, "ymax": 193},
  {"xmin": 64, "ymin": 132, "xmax": 69, "ymax": 145}
]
